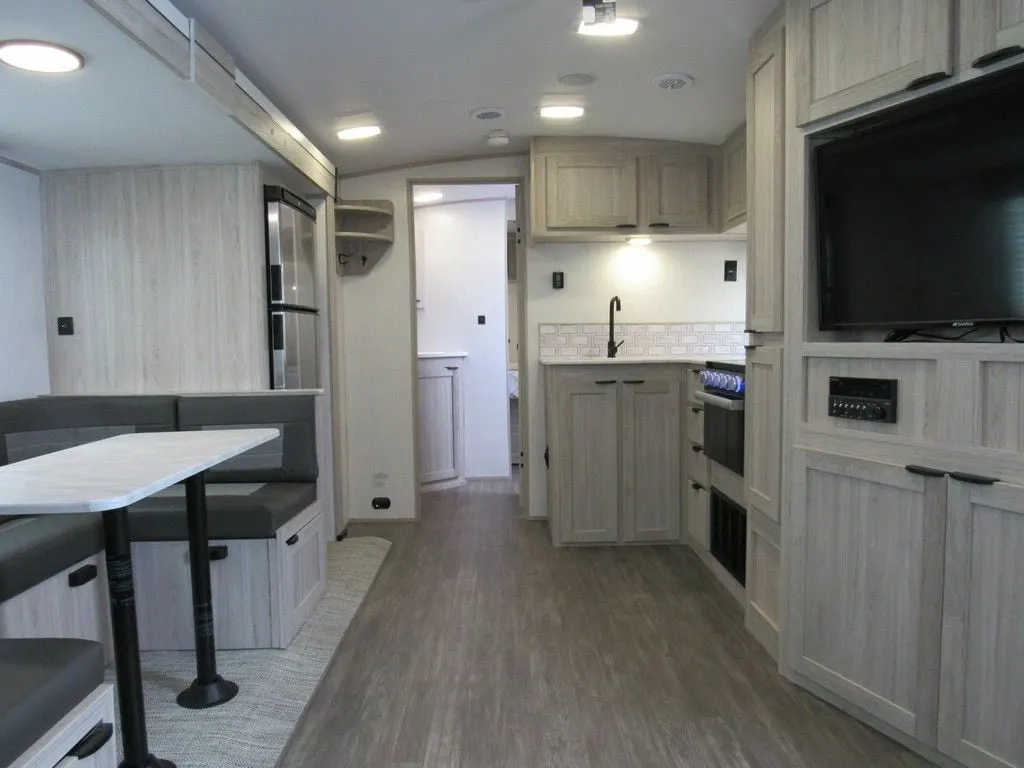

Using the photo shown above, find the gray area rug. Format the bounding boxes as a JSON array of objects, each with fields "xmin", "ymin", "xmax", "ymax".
[{"xmin": 106, "ymin": 536, "xmax": 391, "ymax": 767}]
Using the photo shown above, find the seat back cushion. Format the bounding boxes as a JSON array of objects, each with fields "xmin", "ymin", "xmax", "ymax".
[
  {"xmin": 0, "ymin": 396, "xmax": 178, "ymax": 466},
  {"xmin": 176, "ymin": 395, "xmax": 318, "ymax": 483},
  {"xmin": 0, "ymin": 515, "xmax": 104, "ymax": 602}
]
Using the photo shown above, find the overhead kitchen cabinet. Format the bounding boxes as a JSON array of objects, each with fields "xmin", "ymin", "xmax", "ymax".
[
  {"xmin": 531, "ymin": 138, "xmax": 722, "ymax": 241},
  {"xmin": 960, "ymin": 0, "xmax": 1024, "ymax": 71},
  {"xmin": 720, "ymin": 124, "xmax": 747, "ymax": 231}
]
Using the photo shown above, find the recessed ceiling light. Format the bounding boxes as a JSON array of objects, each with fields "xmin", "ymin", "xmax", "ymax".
[
  {"xmin": 337, "ymin": 125, "xmax": 382, "ymax": 141},
  {"xmin": 414, "ymin": 191, "xmax": 445, "ymax": 204},
  {"xmin": 0, "ymin": 40, "xmax": 84, "ymax": 73},
  {"xmin": 628, "ymin": 236, "xmax": 653, "ymax": 247},
  {"xmin": 577, "ymin": 18, "xmax": 640, "ymax": 37},
  {"xmin": 540, "ymin": 105, "xmax": 585, "ymax": 120}
]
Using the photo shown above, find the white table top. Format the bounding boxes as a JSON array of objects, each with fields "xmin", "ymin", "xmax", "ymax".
[{"xmin": 0, "ymin": 429, "xmax": 279, "ymax": 515}]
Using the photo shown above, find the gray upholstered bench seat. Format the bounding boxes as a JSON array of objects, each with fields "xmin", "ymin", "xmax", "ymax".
[
  {"xmin": 0, "ymin": 515, "xmax": 104, "ymax": 603},
  {"xmin": 127, "ymin": 481, "xmax": 317, "ymax": 540},
  {"xmin": 0, "ymin": 638, "xmax": 106, "ymax": 768}
]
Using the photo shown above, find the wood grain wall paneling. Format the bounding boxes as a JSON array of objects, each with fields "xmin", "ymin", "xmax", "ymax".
[
  {"xmin": 980, "ymin": 361, "xmax": 1024, "ymax": 451},
  {"xmin": 43, "ymin": 164, "xmax": 268, "ymax": 394}
]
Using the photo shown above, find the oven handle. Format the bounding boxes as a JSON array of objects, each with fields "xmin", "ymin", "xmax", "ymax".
[{"xmin": 694, "ymin": 390, "xmax": 745, "ymax": 412}]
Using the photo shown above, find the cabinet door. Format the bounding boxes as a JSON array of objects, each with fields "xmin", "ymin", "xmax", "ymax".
[
  {"xmin": 687, "ymin": 481, "xmax": 710, "ymax": 550},
  {"xmin": 621, "ymin": 377, "xmax": 682, "ymax": 542},
  {"xmin": 417, "ymin": 360, "xmax": 463, "ymax": 484},
  {"xmin": 747, "ymin": 20, "xmax": 785, "ymax": 332},
  {"xmin": 792, "ymin": 0, "xmax": 954, "ymax": 124},
  {"xmin": 544, "ymin": 154, "xmax": 638, "ymax": 229},
  {"xmin": 939, "ymin": 480, "xmax": 1024, "ymax": 768},
  {"xmin": 642, "ymin": 152, "xmax": 714, "ymax": 231},
  {"xmin": 960, "ymin": 0, "xmax": 1024, "ymax": 70},
  {"xmin": 787, "ymin": 450, "xmax": 946, "ymax": 742},
  {"xmin": 722, "ymin": 128, "xmax": 747, "ymax": 229},
  {"xmin": 555, "ymin": 378, "xmax": 620, "ymax": 543},
  {"xmin": 744, "ymin": 346, "xmax": 783, "ymax": 523}
]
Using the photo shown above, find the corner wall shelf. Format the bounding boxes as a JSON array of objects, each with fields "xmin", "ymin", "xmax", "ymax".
[{"xmin": 334, "ymin": 199, "xmax": 394, "ymax": 275}]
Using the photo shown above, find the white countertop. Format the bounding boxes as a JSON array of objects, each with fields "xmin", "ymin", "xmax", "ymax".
[
  {"xmin": 540, "ymin": 357, "xmax": 745, "ymax": 367},
  {"xmin": 0, "ymin": 429, "xmax": 278, "ymax": 515},
  {"xmin": 418, "ymin": 352, "xmax": 468, "ymax": 359}
]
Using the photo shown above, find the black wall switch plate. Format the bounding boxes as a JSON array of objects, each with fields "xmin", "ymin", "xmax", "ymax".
[
  {"xmin": 57, "ymin": 316, "xmax": 75, "ymax": 336},
  {"xmin": 478, "ymin": 315, "xmax": 486, "ymax": 325},
  {"xmin": 372, "ymin": 497, "xmax": 392, "ymax": 510},
  {"xmin": 724, "ymin": 260, "xmax": 738, "ymax": 282},
  {"xmin": 553, "ymin": 271, "xmax": 565, "ymax": 289}
]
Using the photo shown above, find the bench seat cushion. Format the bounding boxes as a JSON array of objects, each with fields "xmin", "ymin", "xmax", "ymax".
[
  {"xmin": 0, "ymin": 515, "xmax": 104, "ymax": 603},
  {"xmin": 128, "ymin": 482, "xmax": 317, "ymax": 540},
  {"xmin": 0, "ymin": 638, "xmax": 105, "ymax": 768}
]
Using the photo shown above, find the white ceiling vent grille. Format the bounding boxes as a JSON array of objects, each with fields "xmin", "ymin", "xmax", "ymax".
[
  {"xmin": 471, "ymin": 107, "xmax": 507, "ymax": 122},
  {"xmin": 653, "ymin": 73, "xmax": 695, "ymax": 92}
]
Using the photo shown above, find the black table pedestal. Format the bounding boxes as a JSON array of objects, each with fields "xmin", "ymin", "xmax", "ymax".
[
  {"xmin": 176, "ymin": 471, "xmax": 239, "ymax": 710},
  {"xmin": 102, "ymin": 507, "xmax": 176, "ymax": 768}
]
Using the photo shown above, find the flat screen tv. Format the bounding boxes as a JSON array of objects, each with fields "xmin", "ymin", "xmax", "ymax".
[{"xmin": 815, "ymin": 70, "xmax": 1024, "ymax": 330}]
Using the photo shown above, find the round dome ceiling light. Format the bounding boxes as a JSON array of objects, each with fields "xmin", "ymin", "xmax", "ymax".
[
  {"xmin": 337, "ymin": 125, "xmax": 382, "ymax": 141},
  {"xmin": 486, "ymin": 130, "xmax": 511, "ymax": 147},
  {"xmin": 653, "ymin": 73, "xmax": 695, "ymax": 92},
  {"xmin": 558, "ymin": 73, "xmax": 596, "ymax": 87},
  {"xmin": 540, "ymin": 105, "xmax": 585, "ymax": 120},
  {"xmin": 471, "ymin": 107, "xmax": 507, "ymax": 122},
  {"xmin": 0, "ymin": 40, "xmax": 84, "ymax": 73}
]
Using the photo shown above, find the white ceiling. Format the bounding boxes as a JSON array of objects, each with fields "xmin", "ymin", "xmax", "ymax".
[
  {"xmin": 0, "ymin": 0, "xmax": 283, "ymax": 173},
  {"xmin": 170, "ymin": 0, "xmax": 778, "ymax": 176}
]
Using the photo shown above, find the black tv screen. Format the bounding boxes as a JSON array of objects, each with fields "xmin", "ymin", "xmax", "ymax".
[{"xmin": 815, "ymin": 72, "xmax": 1024, "ymax": 330}]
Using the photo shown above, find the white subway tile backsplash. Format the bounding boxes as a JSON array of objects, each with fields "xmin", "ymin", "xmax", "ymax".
[{"xmin": 539, "ymin": 322, "xmax": 747, "ymax": 360}]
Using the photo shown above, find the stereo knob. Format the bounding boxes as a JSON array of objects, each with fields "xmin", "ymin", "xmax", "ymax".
[{"xmin": 869, "ymin": 405, "xmax": 885, "ymax": 420}]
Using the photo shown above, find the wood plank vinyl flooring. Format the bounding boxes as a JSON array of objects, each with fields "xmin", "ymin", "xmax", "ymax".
[{"xmin": 279, "ymin": 482, "xmax": 932, "ymax": 768}]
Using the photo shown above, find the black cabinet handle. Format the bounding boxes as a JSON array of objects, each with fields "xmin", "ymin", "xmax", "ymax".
[
  {"xmin": 595, "ymin": 380, "xmax": 616, "ymax": 385},
  {"xmin": 692, "ymin": 445, "xmax": 704, "ymax": 454},
  {"xmin": 68, "ymin": 564, "xmax": 98, "ymax": 588},
  {"xmin": 906, "ymin": 465, "xmax": 946, "ymax": 478},
  {"xmin": 614, "ymin": 224, "xmax": 638, "ymax": 230},
  {"xmin": 973, "ymin": 45, "xmax": 1024, "ymax": 69},
  {"xmin": 445, "ymin": 366, "xmax": 458, "ymax": 371},
  {"xmin": 906, "ymin": 71, "xmax": 951, "ymax": 91},
  {"xmin": 950, "ymin": 471, "xmax": 999, "ymax": 486},
  {"xmin": 544, "ymin": 446, "xmax": 549, "ymax": 468},
  {"xmin": 286, "ymin": 533, "xmax": 300, "ymax": 546},
  {"xmin": 691, "ymin": 482, "xmax": 704, "ymax": 491},
  {"xmin": 691, "ymin": 407, "xmax": 703, "ymax": 414},
  {"xmin": 649, "ymin": 222, "xmax": 670, "ymax": 229},
  {"xmin": 744, "ymin": 345, "xmax": 759, "ymax": 351},
  {"xmin": 209, "ymin": 545, "xmax": 229, "ymax": 561},
  {"xmin": 69, "ymin": 722, "xmax": 114, "ymax": 759},
  {"xmin": 624, "ymin": 380, "xmax": 646, "ymax": 385}
]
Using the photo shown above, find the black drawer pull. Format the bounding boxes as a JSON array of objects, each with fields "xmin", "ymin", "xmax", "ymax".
[
  {"xmin": 744, "ymin": 345, "xmax": 759, "ymax": 351},
  {"xmin": 445, "ymin": 366, "xmax": 458, "ymax": 371},
  {"xmin": 906, "ymin": 465, "xmax": 946, "ymax": 478},
  {"xmin": 691, "ymin": 482, "xmax": 704, "ymax": 491},
  {"xmin": 68, "ymin": 564, "xmax": 98, "ymax": 588},
  {"xmin": 691, "ymin": 407, "xmax": 703, "ymax": 414},
  {"xmin": 286, "ymin": 533, "xmax": 300, "ymax": 546},
  {"xmin": 595, "ymin": 380, "xmax": 616, "ymax": 385},
  {"xmin": 624, "ymin": 380, "xmax": 646, "ymax": 385},
  {"xmin": 973, "ymin": 45, "xmax": 1024, "ymax": 69},
  {"xmin": 692, "ymin": 445, "xmax": 703, "ymax": 454},
  {"xmin": 950, "ymin": 471, "xmax": 999, "ymax": 486},
  {"xmin": 649, "ymin": 222, "xmax": 670, "ymax": 229},
  {"xmin": 614, "ymin": 223, "xmax": 638, "ymax": 230},
  {"xmin": 906, "ymin": 71, "xmax": 951, "ymax": 91},
  {"xmin": 209, "ymin": 545, "xmax": 229, "ymax": 561},
  {"xmin": 69, "ymin": 722, "xmax": 114, "ymax": 759}
]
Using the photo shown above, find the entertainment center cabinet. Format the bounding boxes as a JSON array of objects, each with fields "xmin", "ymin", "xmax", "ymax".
[{"xmin": 757, "ymin": 3, "xmax": 1024, "ymax": 768}]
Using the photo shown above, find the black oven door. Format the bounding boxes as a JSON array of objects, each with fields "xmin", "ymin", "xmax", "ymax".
[{"xmin": 696, "ymin": 391, "xmax": 745, "ymax": 476}]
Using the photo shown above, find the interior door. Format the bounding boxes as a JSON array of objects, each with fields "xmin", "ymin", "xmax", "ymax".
[
  {"xmin": 787, "ymin": 450, "xmax": 946, "ymax": 743},
  {"xmin": 939, "ymin": 479, "xmax": 1024, "ymax": 768}
]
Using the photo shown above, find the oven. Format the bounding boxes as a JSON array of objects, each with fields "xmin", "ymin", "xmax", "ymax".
[{"xmin": 694, "ymin": 362, "xmax": 746, "ymax": 477}]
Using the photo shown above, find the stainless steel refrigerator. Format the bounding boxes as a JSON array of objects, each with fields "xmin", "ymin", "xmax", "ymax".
[{"xmin": 265, "ymin": 186, "xmax": 319, "ymax": 390}]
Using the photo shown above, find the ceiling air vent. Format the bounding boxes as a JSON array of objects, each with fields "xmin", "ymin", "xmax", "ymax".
[
  {"xmin": 653, "ymin": 73, "xmax": 695, "ymax": 92},
  {"xmin": 471, "ymin": 107, "xmax": 507, "ymax": 122}
]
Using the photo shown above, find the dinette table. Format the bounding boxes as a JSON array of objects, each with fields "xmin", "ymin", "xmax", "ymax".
[{"xmin": 0, "ymin": 429, "xmax": 278, "ymax": 768}]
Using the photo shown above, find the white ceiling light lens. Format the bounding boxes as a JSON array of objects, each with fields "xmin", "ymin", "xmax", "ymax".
[
  {"xmin": 0, "ymin": 41, "xmax": 84, "ymax": 73},
  {"xmin": 577, "ymin": 18, "xmax": 640, "ymax": 37},
  {"xmin": 337, "ymin": 125, "xmax": 382, "ymax": 141},
  {"xmin": 414, "ymin": 192, "xmax": 445, "ymax": 204},
  {"xmin": 628, "ymin": 236, "xmax": 653, "ymax": 247},
  {"xmin": 540, "ymin": 105, "xmax": 585, "ymax": 120}
]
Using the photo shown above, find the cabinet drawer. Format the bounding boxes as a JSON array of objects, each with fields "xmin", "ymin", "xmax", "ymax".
[
  {"xmin": 686, "ymin": 366, "xmax": 705, "ymax": 404},
  {"xmin": 687, "ymin": 444, "xmax": 709, "ymax": 487},
  {"xmin": 687, "ymin": 481, "xmax": 710, "ymax": 550},
  {"xmin": 0, "ymin": 553, "xmax": 112, "ymax": 663},
  {"xmin": 9, "ymin": 684, "xmax": 116, "ymax": 768},
  {"xmin": 686, "ymin": 404, "xmax": 705, "ymax": 443},
  {"xmin": 277, "ymin": 503, "xmax": 326, "ymax": 644}
]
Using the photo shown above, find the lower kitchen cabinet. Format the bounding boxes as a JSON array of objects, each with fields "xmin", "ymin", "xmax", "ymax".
[
  {"xmin": 417, "ymin": 357, "xmax": 465, "ymax": 490},
  {"xmin": 939, "ymin": 480, "xmax": 1024, "ymax": 768},
  {"xmin": 546, "ymin": 366, "xmax": 681, "ymax": 546},
  {"xmin": 551, "ymin": 377, "xmax": 620, "ymax": 544},
  {"xmin": 686, "ymin": 480, "xmax": 710, "ymax": 550},
  {"xmin": 622, "ymin": 378, "xmax": 682, "ymax": 542},
  {"xmin": 788, "ymin": 449, "xmax": 945, "ymax": 742}
]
